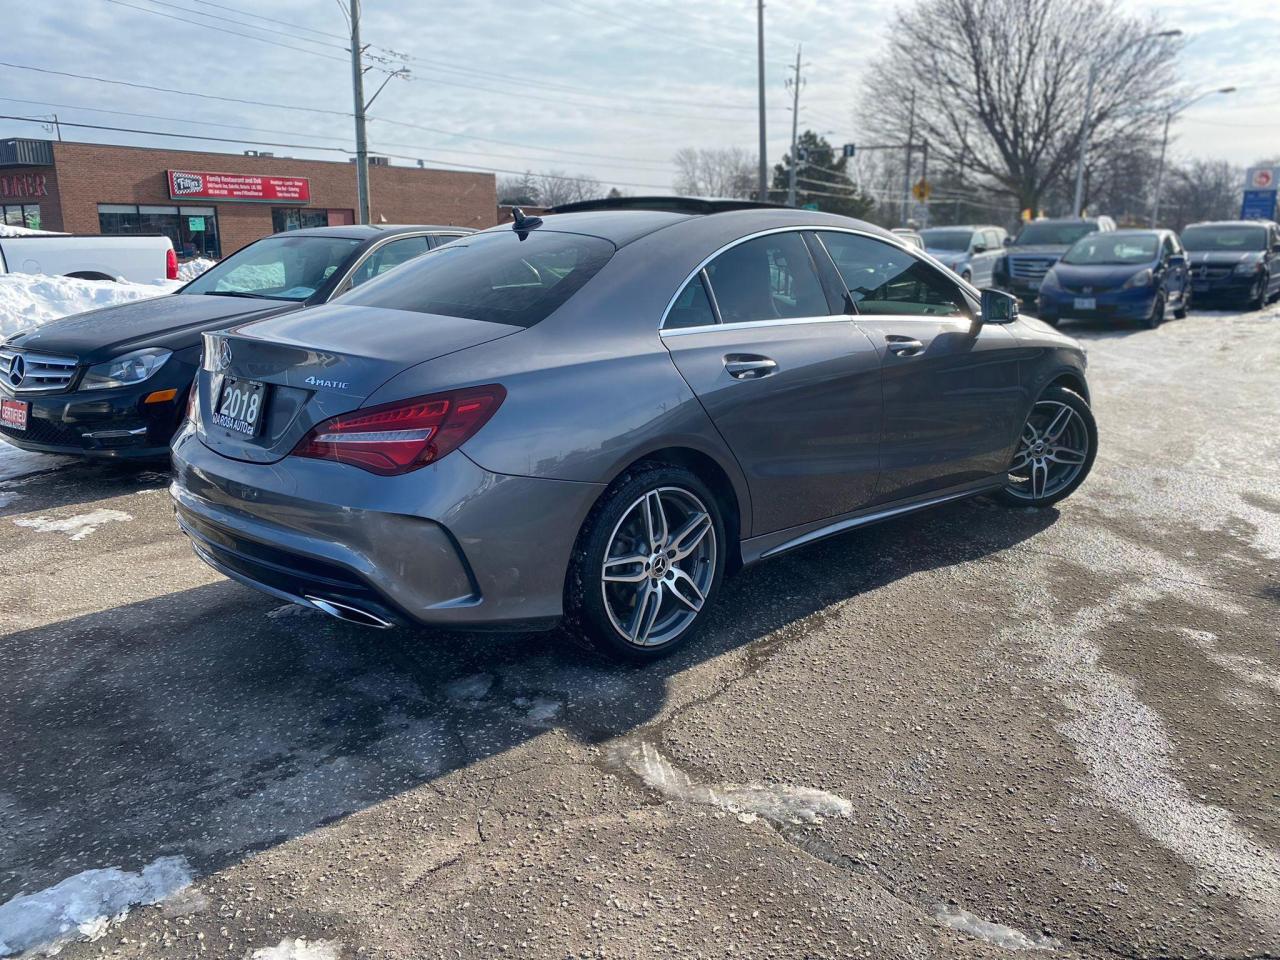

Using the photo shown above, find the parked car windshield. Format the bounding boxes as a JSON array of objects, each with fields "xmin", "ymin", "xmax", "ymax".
[
  {"xmin": 1062, "ymin": 234, "xmax": 1159, "ymax": 266},
  {"xmin": 336, "ymin": 229, "xmax": 615, "ymax": 327},
  {"xmin": 1181, "ymin": 225, "xmax": 1268, "ymax": 252},
  {"xmin": 183, "ymin": 235, "xmax": 362, "ymax": 301},
  {"xmin": 920, "ymin": 229, "xmax": 972, "ymax": 252},
  {"xmin": 1013, "ymin": 222, "xmax": 1099, "ymax": 246}
]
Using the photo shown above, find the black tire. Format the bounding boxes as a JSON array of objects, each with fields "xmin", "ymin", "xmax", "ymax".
[
  {"xmin": 1250, "ymin": 274, "xmax": 1268, "ymax": 311},
  {"xmin": 565, "ymin": 463, "xmax": 726, "ymax": 662},
  {"xmin": 1174, "ymin": 289, "xmax": 1189, "ymax": 319},
  {"xmin": 995, "ymin": 385, "xmax": 1097, "ymax": 509},
  {"xmin": 1142, "ymin": 295, "xmax": 1165, "ymax": 329}
]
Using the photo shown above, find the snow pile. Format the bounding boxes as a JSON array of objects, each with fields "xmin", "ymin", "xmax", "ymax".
[
  {"xmin": 935, "ymin": 904, "xmax": 1057, "ymax": 950},
  {"xmin": 615, "ymin": 741, "xmax": 853, "ymax": 825},
  {"xmin": 0, "ymin": 856, "xmax": 193, "ymax": 956},
  {"xmin": 0, "ymin": 273, "xmax": 180, "ymax": 338},
  {"xmin": 248, "ymin": 939, "xmax": 342, "ymax": 960},
  {"xmin": 178, "ymin": 257, "xmax": 216, "ymax": 280},
  {"xmin": 12, "ymin": 508, "xmax": 133, "ymax": 540}
]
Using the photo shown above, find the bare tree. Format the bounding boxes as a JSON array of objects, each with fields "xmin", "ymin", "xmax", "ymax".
[
  {"xmin": 673, "ymin": 147, "xmax": 758, "ymax": 198},
  {"xmin": 497, "ymin": 172, "xmax": 541, "ymax": 206},
  {"xmin": 858, "ymin": 0, "xmax": 1181, "ymax": 214},
  {"xmin": 533, "ymin": 170, "xmax": 605, "ymax": 207},
  {"xmin": 1162, "ymin": 159, "xmax": 1241, "ymax": 230}
]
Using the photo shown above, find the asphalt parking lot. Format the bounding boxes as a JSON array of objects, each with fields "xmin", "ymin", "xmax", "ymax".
[{"xmin": 1, "ymin": 308, "xmax": 1277, "ymax": 959}]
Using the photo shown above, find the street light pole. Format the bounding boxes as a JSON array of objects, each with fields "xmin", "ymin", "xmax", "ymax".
[
  {"xmin": 756, "ymin": 0, "xmax": 768, "ymax": 203},
  {"xmin": 1071, "ymin": 29, "xmax": 1182, "ymax": 218},
  {"xmin": 1150, "ymin": 85, "xmax": 1236, "ymax": 226}
]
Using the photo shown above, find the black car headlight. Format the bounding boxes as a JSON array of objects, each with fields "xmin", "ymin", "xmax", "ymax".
[
  {"xmin": 81, "ymin": 348, "xmax": 172, "ymax": 389},
  {"xmin": 1234, "ymin": 260, "xmax": 1263, "ymax": 276}
]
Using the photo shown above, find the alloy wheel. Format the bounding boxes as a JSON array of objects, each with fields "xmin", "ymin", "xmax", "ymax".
[
  {"xmin": 600, "ymin": 486, "xmax": 717, "ymax": 648},
  {"xmin": 1005, "ymin": 400, "xmax": 1091, "ymax": 501}
]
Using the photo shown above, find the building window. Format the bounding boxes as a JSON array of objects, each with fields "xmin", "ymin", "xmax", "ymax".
[
  {"xmin": 2, "ymin": 203, "xmax": 41, "ymax": 229},
  {"xmin": 271, "ymin": 207, "xmax": 328, "ymax": 232},
  {"xmin": 98, "ymin": 204, "xmax": 220, "ymax": 259}
]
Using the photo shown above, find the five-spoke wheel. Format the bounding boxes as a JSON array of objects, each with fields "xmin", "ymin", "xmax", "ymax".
[
  {"xmin": 568, "ymin": 465, "xmax": 725, "ymax": 659},
  {"xmin": 998, "ymin": 384, "xmax": 1097, "ymax": 507}
]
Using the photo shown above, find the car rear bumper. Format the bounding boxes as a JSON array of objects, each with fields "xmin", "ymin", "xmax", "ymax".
[{"xmin": 169, "ymin": 425, "xmax": 604, "ymax": 630}]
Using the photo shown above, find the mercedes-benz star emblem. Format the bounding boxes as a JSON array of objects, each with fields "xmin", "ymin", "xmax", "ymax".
[
  {"xmin": 216, "ymin": 340, "xmax": 233, "ymax": 372},
  {"xmin": 7, "ymin": 354, "xmax": 25, "ymax": 388}
]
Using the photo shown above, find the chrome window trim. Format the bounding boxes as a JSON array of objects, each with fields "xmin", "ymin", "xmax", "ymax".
[
  {"xmin": 659, "ymin": 224, "xmax": 977, "ymax": 333},
  {"xmin": 330, "ymin": 232, "xmax": 440, "ymax": 299},
  {"xmin": 661, "ymin": 314, "xmax": 855, "ymax": 338},
  {"xmin": 699, "ymin": 268, "xmax": 724, "ymax": 325}
]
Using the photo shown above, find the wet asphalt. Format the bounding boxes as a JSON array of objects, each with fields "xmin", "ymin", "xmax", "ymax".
[{"xmin": 0, "ymin": 307, "xmax": 1277, "ymax": 959}]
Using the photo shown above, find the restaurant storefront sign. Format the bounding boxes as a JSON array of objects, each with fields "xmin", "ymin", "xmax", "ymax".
[
  {"xmin": 0, "ymin": 174, "xmax": 49, "ymax": 199},
  {"xmin": 166, "ymin": 169, "xmax": 311, "ymax": 204}
]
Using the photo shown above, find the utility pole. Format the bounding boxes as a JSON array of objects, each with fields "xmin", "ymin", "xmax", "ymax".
[
  {"xmin": 785, "ymin": 45, "xmax": 803, "ymax": 207},
  {"xmin": 756, "ymin": 0, "xmax": 768, "ymax": 203},
  {"xmin": 901, "ymin": 88, "xmax": 916, "ymax": 225},
  {"xmin": 348, "ymin": 0, "xmax": 371, "ymax": 225}
]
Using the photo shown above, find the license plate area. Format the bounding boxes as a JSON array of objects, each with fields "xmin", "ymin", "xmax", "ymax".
[
  {"xmin": 1073, "ymin": 297, "xmax": 1096, "ymax": 311},
  {"xmin": 213, "ymin": 377, "xmax": 267, "ymax": 437},
  {"xmin": 1, "ymin": 397, "xmax": 29, "ymax": 431}
]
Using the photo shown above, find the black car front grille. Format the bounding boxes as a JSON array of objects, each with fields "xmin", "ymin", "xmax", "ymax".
[{"xmin": 0, "ymin": 419, "xmax": 85, "ymax": 449}]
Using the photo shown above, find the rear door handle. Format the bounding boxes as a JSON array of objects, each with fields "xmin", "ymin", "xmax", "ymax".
[
  {"xmin": 724, "ymin": 355, "xmax": 778, "ymax": 379},
  {"xmin": 886, "ymin": 336, "xmax": 925, "ymax": 357}
]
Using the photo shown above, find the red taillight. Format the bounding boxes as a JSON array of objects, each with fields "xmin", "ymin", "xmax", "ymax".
[
  {"xmin": 291, "ymin": 385, "xmax": 506, "ymax": 476},
  {"xmin": 166, "ymin": 248, "xmax": 179, "ymax": 281}
]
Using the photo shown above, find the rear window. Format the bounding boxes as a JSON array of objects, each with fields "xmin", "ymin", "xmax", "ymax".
[
  {"xmin": 1014, "ymin": 222, "xmax": 1100, "ymax": 246},
  {"xmin": 1181, "ymin": 225, "xmax": 1268, "ymax": 252},
  {"xmin": 336, "ymin": 230, "xmax": 615, "ymax": 327}
]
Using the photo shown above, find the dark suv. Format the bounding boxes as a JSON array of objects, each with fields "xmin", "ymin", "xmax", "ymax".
[
  {"xmin": 995, "ymin": 217, "xmax": 1116, "ymax": 304},
  {"xmin": 1182, "ymin": 220, "xmax": 1280, "ymax": 309}
]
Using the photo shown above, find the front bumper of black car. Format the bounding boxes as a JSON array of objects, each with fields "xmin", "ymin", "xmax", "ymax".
[{"xmin": 0, "ymin": 360, "xmax": 195, "ymax": 459}]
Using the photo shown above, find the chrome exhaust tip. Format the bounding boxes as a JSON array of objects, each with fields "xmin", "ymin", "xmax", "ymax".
[{"xmin": 303, "ymin": 595, "xmax": 394, "ymax": 630}]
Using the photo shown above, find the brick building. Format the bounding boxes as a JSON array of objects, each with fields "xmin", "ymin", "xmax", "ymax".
[{"xmin": 0, "ymin": 137, "xmax": 496, "ymax": 258}]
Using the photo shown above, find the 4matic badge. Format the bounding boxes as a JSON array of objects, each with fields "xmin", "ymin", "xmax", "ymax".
[{"xmin": 305, "ymin": 375, "xmax": 349, "ymax": 390}]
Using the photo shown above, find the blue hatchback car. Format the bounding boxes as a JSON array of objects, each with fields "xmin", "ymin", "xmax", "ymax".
[{"xmin": 1037, "ymin": 229, "xmax": 1190, "ymax": 328}]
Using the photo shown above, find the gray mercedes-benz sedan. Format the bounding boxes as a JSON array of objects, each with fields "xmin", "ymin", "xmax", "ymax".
[{"xmin": 170, "ymin": 201, "xmax": 1096, "ymax": 659}]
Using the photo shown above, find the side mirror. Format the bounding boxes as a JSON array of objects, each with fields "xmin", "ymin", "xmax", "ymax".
[
  {"xmin": 980, "ymin": 288, "xmax": 1019, "ymax": 324},
  {"xmin": 972, "ymin": 243, "xmax": 988, "ymax": 254},
  {"xmin": 1003, "ymin": 236, "xmax": 1013, "ymax": 247}
]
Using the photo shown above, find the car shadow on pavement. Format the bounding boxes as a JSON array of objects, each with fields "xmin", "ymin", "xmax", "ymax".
[
  {"xmin": 0, "ymin": 460, "xmax": 171, "ymax": 518},
  {"xmin": 0, "ymin": 493, "xmax": 1058, "ymax": 903}
]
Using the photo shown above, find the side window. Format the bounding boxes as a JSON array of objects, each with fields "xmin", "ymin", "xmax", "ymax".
[
  {"xmin": 350, "ymin": 235, "xmax": 431, "ymax": 288},
  {"xmin": 817, "ymin": 231, "xmax": 968, "ymax": 318},
  {"xmin": 983, "ymin": 229, "xmax": 1001, "ymax": 250},
  {"xmin": 430, "ymin": 233, "xmax": 465, "ymax": 249},
  {"xmin": 1161, "ymin": 236, "xmax": 1176, "ymax": 259},
  {"xmin": 702, "ymin": 231, "xmax": 829, "ymax": 324},
  {"xmin": 665, "ymin": 271, "xmax": 718, "ymax": 329}
]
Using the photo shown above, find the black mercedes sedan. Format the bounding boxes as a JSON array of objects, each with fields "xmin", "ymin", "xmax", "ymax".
[{"xmin": 0, "ymin": 224, "xmax": 470, "ymax": 459}]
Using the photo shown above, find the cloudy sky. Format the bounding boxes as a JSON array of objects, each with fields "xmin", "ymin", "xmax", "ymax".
[{"xmin": 2, "ymin": 0, "xmax": 1276, "ymax": 192}]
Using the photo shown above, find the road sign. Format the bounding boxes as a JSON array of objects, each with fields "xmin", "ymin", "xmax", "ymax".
[
  {"xmin": 1245, "ymin": 167, "xmax": 1278, "ymax": 190},
  {"xmin": 1241, "ymin": 189, "xmax": 1277, "ymax": 220},
  {"xmin": 801, "ymin": 202, "xmax": 819, "ymax": 211},
  {"xmin": 911, "ymin": 179, "xmax": 931, "ymax": 202},
  {"xmin": 842, "ymin": 143, "xmax": 856, "ymax": 158}
]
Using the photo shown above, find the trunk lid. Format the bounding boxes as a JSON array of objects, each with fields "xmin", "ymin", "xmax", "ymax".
[{"xmin": 194, "ymin": 303, "xmax": 522, "ymax": 464}]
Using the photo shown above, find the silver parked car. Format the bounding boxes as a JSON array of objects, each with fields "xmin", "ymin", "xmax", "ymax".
[
  {"xmin": 171, "ymin": 201, "xmax": 1096, "ymax": 659},
  {"xmin": 920, "ymin": 224, "xmax": 1008, "ymax": 285}
]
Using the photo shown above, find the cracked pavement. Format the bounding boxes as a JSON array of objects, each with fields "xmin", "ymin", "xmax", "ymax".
[{"xmin": 0, "ymin": 308, "xmax": 1277, "ymax": 958}]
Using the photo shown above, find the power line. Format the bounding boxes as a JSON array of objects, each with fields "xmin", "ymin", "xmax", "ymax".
[
  {"xmin": 126, "ymin": 0, "xmax": 350, "ymax": 51},
  {"xmin": 101, "ymin": 0, "xmax": 353, "ymax": 64},
  {"xmin": 0, "ymin": 62, "xmax": 678, "ymax": 169},
  {"xmin": 0, "ymin": 114, "xmax": 674, "ymax": 191},
  {"xmin": 0, "ymin": 60, "xmax": 353, "ymax": 117},
  {"xmin": 190, "ymin": 0, "xmax": 349, "ymax": 41}
]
